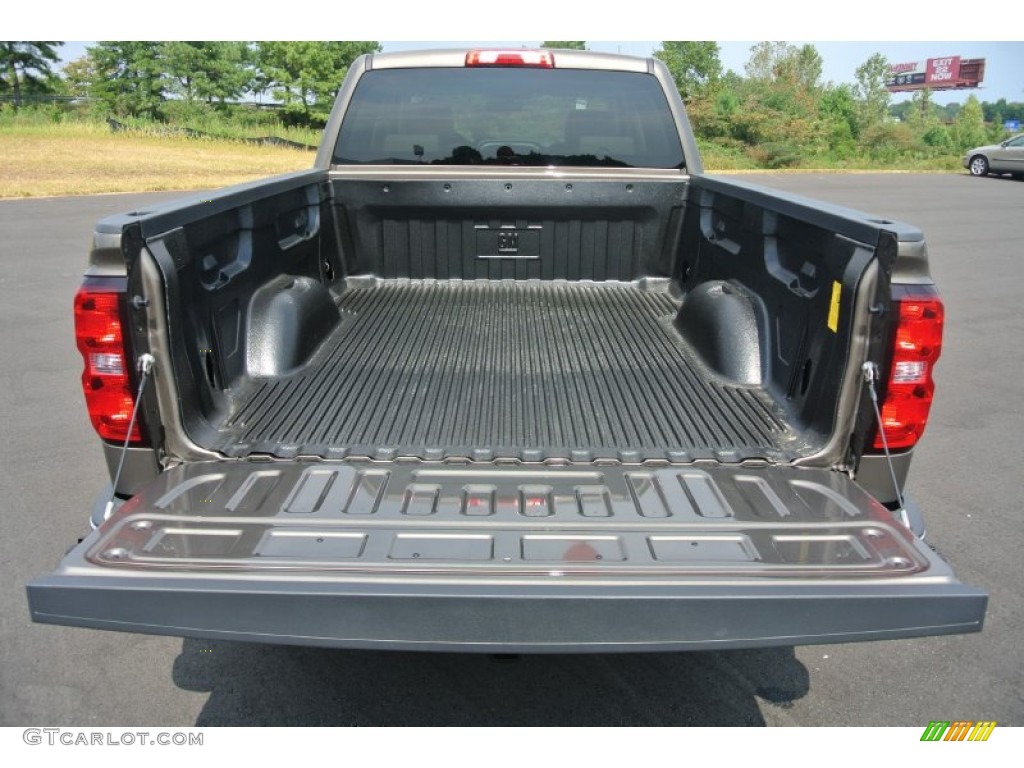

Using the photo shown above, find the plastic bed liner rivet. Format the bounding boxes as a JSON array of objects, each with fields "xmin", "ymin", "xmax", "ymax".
[
  {"xmin": 504, "ymin": 184, "xmax": 512, "ymax": 191},
  {"xmin": 443, "ymin": 184, "xmax": 451, "ymax": 192},
  {"xmin": 382, "ymin": 184, "xmax": 390, "ymax": 193},
  {"xmin": 565, "ymin": 183, "xmax": 573, "ymax": 191}
]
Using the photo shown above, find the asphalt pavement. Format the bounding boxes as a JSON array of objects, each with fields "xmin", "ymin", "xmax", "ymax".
[{"xmin": 1, "ymin": 174, "xmax": 1021, "ymax": 726}]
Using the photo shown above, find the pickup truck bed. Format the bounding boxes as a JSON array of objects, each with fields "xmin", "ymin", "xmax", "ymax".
[
  {"xmin": 218, "ymin": 278, "xmax": 789, "ymax": 462},
  {"xmin": 146, "ymin": 173, "xmax": 868, "ymax": 469},
  {"xmin": 27, "ymin": 48, "xmax": 986, "ymax": 652}
]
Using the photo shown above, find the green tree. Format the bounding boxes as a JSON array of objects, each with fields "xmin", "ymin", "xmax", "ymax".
[
  {"xmin": 819, "ymin": 83, "xmax": 859, "ymax": 157},
  {"xmin": 980, "ymin": 99, "xmax": 1022, "ymax": 141},
  {"xmin": 953, "ymin": 95, "xmax": 987, "ymax": 150},
  {"xmin": 921, "ymin": 123, "xmax": 952, "ymax": 150},
  {"xmin": 162, "ymin": 41, "xmax": 254, "ymax": 104},
  {"xmin": 89, "ymin": 41, "xmax": 165, "ymax": 119},
  {"xmin": 684, "ymin": 83, "xmax": 738, "ymax": 142},
  {"xmin": 820, "ymin": 84, "xmax": 858, "ymax": 130},
  {"xmin": 982, "ymin": 98, "xmax": 1005, "ymax": 123},
  {"xmin": 61, "ymin": 56, "xmax": 96, "ymax": 99},
  {"xmin": 160, "ymin": 41, "xmax": 205, "ymax": 102},
  {"xmin": 861, "ymin": 120, "xmax": 916, "ymax": 163},
  {"xmin": 901, "ymin": 89, "xmax": 945, "ymax": 154},
  {"xmin": 653, "ymin": 41, "xmax": 722, "ymax": 100},
  {"xmin": 936, "ymin": 102, "xmax": 960, "ymax": 122},
  {"xmin": 0, "ymin": 42, "xmax": 61, "ymax": 108},
  {"xmin": 744, "ymin": 42, "xmax": 821, "ymax": 89},
  {"xmin": 251, "ymin": 68, "xmax": 273, "ymax": 106},
  {"xmin": 906, "ymin": 88, "xmax": 938, "ymax": 129},
  {"xmin": 258, "ymin": 41, "xmax": 379, "ymax": 124},
  {"xmin": 853, "ymin": 52, "xmax": 890, "ymax": 132},
  {"xmin": 731, "ymin": 42, "xmax": 829, "ymax": 163},
  {"xmin": 541, "ymin": 41, "xmax": 586, "ymax": 50},
  {"xmin": 744, "ymin": 41, "xmax": 790, "ymax": 82},
  {"xmin": 889, "ymin": 100, "xmax": 913, "ymax": 123},
  {"xmin": 793, "ymin": 44, "xmax": 823, "ymax": 90},
  {"xmin": 715, "ymin": 88, "xmax": 739, "ymax": 118}
]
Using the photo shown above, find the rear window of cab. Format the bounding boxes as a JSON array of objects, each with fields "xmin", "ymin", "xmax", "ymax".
[{"xmin": 333, "ymin": 68, "xmax": 685, "ymax": 169}]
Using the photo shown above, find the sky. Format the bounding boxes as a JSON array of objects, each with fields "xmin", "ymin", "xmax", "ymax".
[{"xmin": 18, "ymin": 1, "xmax": 1024, "ymax": 106}]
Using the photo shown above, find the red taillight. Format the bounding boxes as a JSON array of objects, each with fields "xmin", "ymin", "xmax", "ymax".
[
  {"xmin": 74, "ymin": 281, "xmax": 144, "ymax": 444},
  {"xmin": 873, "ymin": 288, "xmax": 944, "ymax": 451},
  {"xmin": 465, "ymin": 49, "xmax": 555, "ymax": 68}
]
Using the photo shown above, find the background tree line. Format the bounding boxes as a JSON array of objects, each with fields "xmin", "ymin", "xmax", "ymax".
[
  {"xmin": 652, "ymin": 41, "xmax": 1019, "ymax": 168},
  {"xmin": 4, "ymin": 41, "xmax": 380, "ymax": 127},
  {"xmin": 3, "ymin": 41, "xmax": 1021, "ymax": 168}
]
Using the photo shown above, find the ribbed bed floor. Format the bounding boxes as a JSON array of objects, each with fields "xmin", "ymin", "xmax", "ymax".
[{"xmin": 219, "ymin": 281, "xmax": 793, "ymax": 461}]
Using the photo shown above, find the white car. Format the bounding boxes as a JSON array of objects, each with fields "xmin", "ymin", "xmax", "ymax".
[{"xmin": 963, "ymin": 134, "xmax": 1024, "ymax": 178}]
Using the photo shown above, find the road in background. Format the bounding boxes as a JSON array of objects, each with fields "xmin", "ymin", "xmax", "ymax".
[{"xmin": 1, "ymin": 174, "xmax": 1021, "ymax": 726}]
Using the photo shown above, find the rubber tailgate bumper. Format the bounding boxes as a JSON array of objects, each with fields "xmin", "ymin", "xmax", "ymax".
[{"xmin": 27, "ymin": 461, "xmax": 987, "ymax": 652}]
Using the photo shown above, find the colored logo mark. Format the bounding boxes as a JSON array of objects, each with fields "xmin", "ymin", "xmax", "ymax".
[{"xmin": 920, "ymin": 721, "xmax": 996, "ymax": 741}]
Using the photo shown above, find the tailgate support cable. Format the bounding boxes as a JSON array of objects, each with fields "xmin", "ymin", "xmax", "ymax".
[
  {"xmin": 103, "ymin": 353, "xmax": 155, "ymax": 521},
  {"xmin": 862, "ymin": 362, "xmax": 909, "ymax": 528}
]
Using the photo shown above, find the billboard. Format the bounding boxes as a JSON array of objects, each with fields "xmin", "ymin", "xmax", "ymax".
[{"xmin": 886, "ymin": 57, "xmax": 985, "ymax": 92}]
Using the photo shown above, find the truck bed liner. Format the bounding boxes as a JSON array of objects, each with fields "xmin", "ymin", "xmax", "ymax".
[{"xmin": 215, "ymin": 280, "xmax": 794, "ymax": 461}]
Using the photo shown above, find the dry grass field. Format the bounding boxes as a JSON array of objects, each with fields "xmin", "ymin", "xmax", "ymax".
[
  {"xmin": 0, "ymin": 122, "xmax": 315, "ymax": 198},
  {"xmin": 0, "ymin": 120, "xmax": 963, "ymax": 199}
]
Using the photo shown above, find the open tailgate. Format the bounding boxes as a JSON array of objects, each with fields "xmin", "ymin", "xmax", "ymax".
[{"xmin": 27, "ymin": 461, "xmax": 986, "ymax": 652}]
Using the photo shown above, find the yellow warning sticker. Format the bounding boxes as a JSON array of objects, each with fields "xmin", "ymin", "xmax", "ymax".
[{"xmin": 827, "ymin": 281, "xmax": 841, "ymax": 333}]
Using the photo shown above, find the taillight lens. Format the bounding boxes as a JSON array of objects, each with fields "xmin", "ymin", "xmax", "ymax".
[
  {"xmin": 465, "ymin": 49, "xmax": 555, "ymax": 68},
  {"xmin": 873, "ymin": 287, "xmax": 944, "ymax": 451},
  {"xmin": 74, "ymin": 280, "xmax": 145, "ymax": 444}
]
